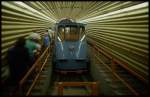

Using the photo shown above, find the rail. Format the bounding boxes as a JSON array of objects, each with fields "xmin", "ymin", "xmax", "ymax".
[
  {"xmin": 17, "ymin": 45, "xmax": 51, "ymax": 95},
  {"xmin": 88, "ymin": 41, "xmax": 148, "ymax": 95}
]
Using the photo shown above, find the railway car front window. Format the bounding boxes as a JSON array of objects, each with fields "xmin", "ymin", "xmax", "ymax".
[{"xmin": 65, "ymin": 27, "xmax": 79, "ymax": 41}]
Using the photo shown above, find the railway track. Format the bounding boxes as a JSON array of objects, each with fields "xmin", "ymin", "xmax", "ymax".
[
  {"xmin": 26, "ymin": 53, "xmax": 53, "ymax": 96},
  {"xmin": 27, "ymin": 54, "xmax": 97, "ymax": 96}
]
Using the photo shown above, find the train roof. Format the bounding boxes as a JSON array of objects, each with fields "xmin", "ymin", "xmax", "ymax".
[{"xmin": 56, "ymin": 19, "xmax": 86, "ymax": 27}]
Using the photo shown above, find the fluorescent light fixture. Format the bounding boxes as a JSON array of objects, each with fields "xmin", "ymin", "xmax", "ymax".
[
  {"xmin": 14, "ymin": 1, "xmax": 56, "ymax": 23},
  {"xmin": 79, "ymin": 2, "xmax": 148, "ymax": 23}
]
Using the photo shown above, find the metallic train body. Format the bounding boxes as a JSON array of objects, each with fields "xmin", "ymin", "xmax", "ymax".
[{"xmin": 53, "ymin": 19, "xmax": 89, "ymax": 73}]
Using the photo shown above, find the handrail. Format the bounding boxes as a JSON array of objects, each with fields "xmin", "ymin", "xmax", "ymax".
[
  {"xmin": 88, "ymin": 41, "xmax": 148, "ymax": 85},
  {"xmin": 95, "ymin": 44, "xmax": 148, "ymax": 84},
  {"xmin": 18, "ymin": 46, "xmax": 50, "ymax": 95},
  {"xmin": 19, "ymin": 46, "xmax": 49, "ymax": 86},
  {"xmin": 26, "ymin": 47, "xmax": 50, "ymax": 96},
  {"xmin": 94, "ymin": 54, "xmax": 139, "ymax": 96},
  {"xmin": 88, "ymin": 41, "xmax": 148, "ymax": 95},
  {"xmin": 113, "ymin": 72, "xmax": 139, "ymax": 96},
  {"xmin": 113, "ymin": 59, "xmax": 148, "ymax": 84}
]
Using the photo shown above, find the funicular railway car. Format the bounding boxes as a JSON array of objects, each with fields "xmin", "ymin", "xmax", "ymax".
[{"xmin": 52, "ymin": 19, "xmax": 90, "ymax": 73}]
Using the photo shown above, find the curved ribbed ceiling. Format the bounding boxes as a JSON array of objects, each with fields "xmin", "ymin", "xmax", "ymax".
[{"xmin": 1, "ymin": 1, "xmax": 149, "ymax": 81}]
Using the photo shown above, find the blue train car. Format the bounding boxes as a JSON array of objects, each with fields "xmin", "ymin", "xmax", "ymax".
[{"xmin": 52, "ymin": 19, "xmax": 90, "ymax": 73}]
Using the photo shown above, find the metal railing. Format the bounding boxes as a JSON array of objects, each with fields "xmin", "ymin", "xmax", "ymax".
[
  {"xmin": 16, "ymin": 46, "xmax": 51, "ymax": 95},
  {"xmin": 56, "ymin": 82, "xmax": 99, "ymax": 96},
  {"xmin": 88, "ymin": 41, "xmax": 148, "ymax": 95}
]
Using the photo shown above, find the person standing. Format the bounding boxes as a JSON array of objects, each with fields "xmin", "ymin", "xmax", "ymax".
[
  {"xmin": 7, "ymin": 38, "xmax": 32, "ymax": 94},
  {"xmin": 25, "ymin": 33, "xmax": 41, "ymax": 63},
  {"xmin": 43, "ymin": 33, "xmax": 50, "ymax": 48}
]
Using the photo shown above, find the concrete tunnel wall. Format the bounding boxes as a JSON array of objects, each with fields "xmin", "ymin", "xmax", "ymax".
[{"xmin": 1, "ymin": 1, "xmax": 149, "ymax": 82}]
